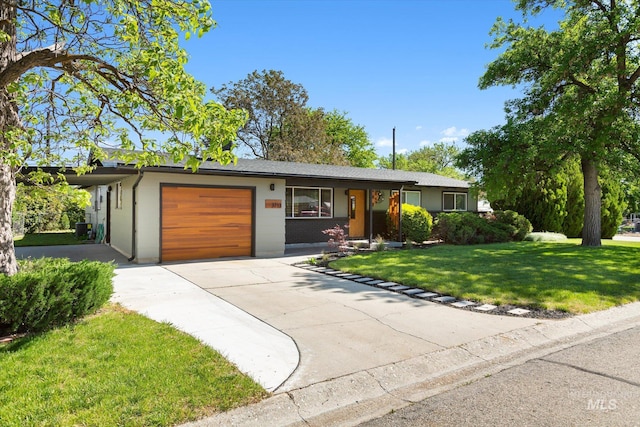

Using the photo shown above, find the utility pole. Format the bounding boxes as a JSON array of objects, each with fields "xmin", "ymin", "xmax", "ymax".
[{"xmin": 392, "ymin": 127, "xmax": 396, "ymax": 170}]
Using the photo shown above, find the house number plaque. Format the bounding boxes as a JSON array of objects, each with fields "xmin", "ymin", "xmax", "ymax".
[{"xmin": 265, "ymin": 199, "xmax": 282, "ymax": 209}]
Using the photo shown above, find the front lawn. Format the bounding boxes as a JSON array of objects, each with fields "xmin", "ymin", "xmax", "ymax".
[
  {"xmin": 0, "ymin": 304, "xmax": 266, "ymax": 427},
  {"xmin": 330, "ymin": 240, "xmax": 640, "ymax": 314},
  {"xmin": 14, "ymin": 231, "xmax": 86, "ymax": 247}
]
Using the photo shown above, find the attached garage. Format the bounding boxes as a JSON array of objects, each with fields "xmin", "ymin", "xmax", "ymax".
[{"xmin": 160, "ymin": 184, "xmax": 255, "ymax": 262}]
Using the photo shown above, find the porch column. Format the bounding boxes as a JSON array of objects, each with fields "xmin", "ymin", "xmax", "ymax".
[{"xmin": 369, "ymin": 187, "xmax": 374, "ymax": 244}]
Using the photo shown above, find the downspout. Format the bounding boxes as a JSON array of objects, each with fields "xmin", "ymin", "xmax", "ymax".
[
  {"xmin": 392, "ymin": 127, "xmax": 396, "ymax": 170},
  {"xmin": 128, "ymin": 170, "xmax": 144, "ymax": 262},
  {"xmin": 398, "ymin": 185, "xmax": 403, "ymax": 243}
]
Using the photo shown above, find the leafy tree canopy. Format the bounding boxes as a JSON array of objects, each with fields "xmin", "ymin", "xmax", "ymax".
[
  {"xmin": 212, "ymin": 69, "xmax": 377, "ymax": 167},
  {"xmin": 0, "ymin": 0, "xmax": 247, "ymax": 274},
  {"xmin": 474, "ymin": 0, "xmax": 640, "ymax": 246},
  {"xmin": 325, "ymin": 110, "xmax": 377, "ymax": 168},
  {"xmin": 378, "ymin": 142, "xmax": 466, "ymax": 180}
]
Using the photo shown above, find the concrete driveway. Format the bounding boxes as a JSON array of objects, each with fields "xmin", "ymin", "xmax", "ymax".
[
  {"xmin": 165, "ymin": 256, "xmax": 542, "ymax": 392},
  {"xmin": 16, "ymin": 243, "xmax": 131, "ymax": 264}
]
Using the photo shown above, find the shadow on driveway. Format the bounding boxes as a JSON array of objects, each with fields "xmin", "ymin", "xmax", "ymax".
[{"xmin": 16, "ymin": 244, "xmax": 131, "ymax": 266}]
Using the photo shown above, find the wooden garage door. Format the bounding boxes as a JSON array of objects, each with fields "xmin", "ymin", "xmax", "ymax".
[{"xmin": 161, "ymin": 185, "xmax": 253, "ymax": 262}]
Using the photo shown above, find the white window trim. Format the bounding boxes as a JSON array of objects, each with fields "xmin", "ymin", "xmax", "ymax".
[
  {"xmin": 402, "ymin": 190, "xmax": 421, "ymax": 206},
  {"xmin": 391, "ymin": 190, "xmax": 422, "ymax": 207},
  {"xmin": 286, "ymin": 186, "xmax": 333, "ymax": 219},
  {"xmin": 443, "ymin": 192, "xmax": 468, "ymax": 212}
]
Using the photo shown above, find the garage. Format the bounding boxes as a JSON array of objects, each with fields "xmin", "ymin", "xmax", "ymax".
[{"xmin": 161, "ymin": 185, "xmax": 254, "ymax": 262}]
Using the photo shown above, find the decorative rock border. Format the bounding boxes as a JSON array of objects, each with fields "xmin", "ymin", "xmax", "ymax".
[{"xmin": 296, "ymin": 263, "xmax": 572, "ymax": 319}]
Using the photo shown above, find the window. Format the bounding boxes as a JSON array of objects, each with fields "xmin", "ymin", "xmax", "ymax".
[
  {"xmin": 401, "ymin": 190, "xmax": 421, "ymax": 206},
  {"xmin": 286, "ymin": 187, "xmax": 333, "ymax": 218},
  {"xmin": 115, "ymin": 182, "xmax": 123, "ymax": 209},
  {"xmin": 443, "ymin": 192, "xmax": 467, "ymax": 211},
  {"xmin": 392, "ymin": 190, "xmax": 421, "ymax": 206}
]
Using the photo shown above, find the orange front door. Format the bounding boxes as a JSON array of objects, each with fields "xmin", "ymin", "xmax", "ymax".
[{"xmin": 348, "ymin": 189, "xmax": 365, "ymax": 238}]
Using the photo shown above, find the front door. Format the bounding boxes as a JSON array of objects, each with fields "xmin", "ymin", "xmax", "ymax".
[{"xmin": 348, "ymin": 189, "xmax": 365, "ymax": 238}]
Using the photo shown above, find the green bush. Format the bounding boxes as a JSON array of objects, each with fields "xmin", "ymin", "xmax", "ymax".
[
  {"xmin": 434, "ymin": 212, "xmax": 479, "ymax": 245},
  {"xmin": 524, "ymin": 232, "xmax": 568, "ymax": 242},
  {"xmin": 60, "ymin": 213, "xmax": 70, "ymax": 230},
  {"xmin": 434, "ymin": 210, "xmax": 532, "ymax": 245},
  {"xmin": 494, "ymin": 210, "xmax": 533, "ymax": 241},
  {"xmin": 0, "ymin": 258, "xmax": 115, "ymax": 334},
  {"xmin": 387, "ymin": 203, "xmax": 433, "ymax": 243}
]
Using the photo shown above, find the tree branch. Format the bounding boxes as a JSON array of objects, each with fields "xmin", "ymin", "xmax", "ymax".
[
  {"xmin": 0, "ymin": 42, "xmax": 67, "ymax": 87},
  {"xmin": 628, "ymin": 65, "xmax": 640, "ymax": 87}
]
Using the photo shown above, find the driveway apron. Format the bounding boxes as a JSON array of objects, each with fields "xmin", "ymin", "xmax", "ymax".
[
  {"xmin": 112, "ymin": 265, "xmax": 298, "ymax": 392},
  {"xmin": 166, "ymin": 257, "xmax": 543, "ymax": 392}
]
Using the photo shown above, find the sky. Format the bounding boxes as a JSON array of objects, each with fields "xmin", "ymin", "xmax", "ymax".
[{"xmin": 181, "ymin": 0, "xmax": 562, "ymax": 158}]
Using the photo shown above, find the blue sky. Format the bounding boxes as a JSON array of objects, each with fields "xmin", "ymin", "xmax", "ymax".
[{"xmin": 182, "ymin": 0, "xmax": 561, "ymax": 158}]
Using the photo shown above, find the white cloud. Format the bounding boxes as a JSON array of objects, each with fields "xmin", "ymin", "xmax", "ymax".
[
  {"xmin": 415, "ymin": 125, "xmax": 423, "ymax": 131},
  {"xmin": 440, "ymin": 126, "xmax": 470, "ymax": 138},
  {"xmin": 397, "ymin": 148, "xmax": 408, "ymax": 154},
  {"xmin": 376, "ymin": 137, "xmax": 393, "ymax": 147},
  {"xmin": 419, "ymin": 140, "xmax": 432, "ymax": 147}
]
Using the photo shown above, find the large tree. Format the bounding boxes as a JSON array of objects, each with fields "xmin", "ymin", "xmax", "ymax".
[
  {"xmin": 212, "ymin": 69, "xmax": 310, "ymax": 160},
  {"xmin": 212, "ymin": 70, "xmax": 377, "ymax": 167},
  {"xmin": 270, "ymin": 107, "xmax": 348, "ymax": 165},
  {"xmin": 479, "ymin": 0, "xmax": 640, "ymax": 246},
  {"xmin": 0, "ymin": 0, "xmax": 247, "ymax": 275},
  {"xmin": 461, "ymin": 120, "xmax": 627, "ymax": 238}
]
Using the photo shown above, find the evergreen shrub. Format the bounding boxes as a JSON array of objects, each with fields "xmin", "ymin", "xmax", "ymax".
[{"xmin": 0, "ymin": 258, "xmax": 114, "ymax": 334}]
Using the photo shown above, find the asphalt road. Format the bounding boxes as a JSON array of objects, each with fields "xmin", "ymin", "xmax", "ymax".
[{"xmin": 361, "ymin": 326, "xmax": 640, "ymax": 427}]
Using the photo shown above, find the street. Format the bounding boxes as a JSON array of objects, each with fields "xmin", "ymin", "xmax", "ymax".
[{"xmin": 361, "ymin": 326, "xmax": 640, "ymax": 427}]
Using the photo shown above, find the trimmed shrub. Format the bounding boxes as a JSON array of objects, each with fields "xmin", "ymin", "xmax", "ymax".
[
  {"xmin": 0, "ymin": 258, "xmax": 115, "ymax": 334},
  {"xmin": 524, "ymin": 232, "xmax": 568, "ymax": 242},
  {"xmin": 402, "ymin": 204, "xmax": 433, "ymax": 243},
  {"xmin": 494, "ymin": 210, "xmax": 533, "ymax": 241},
  {"xmin": 387, "ymin": 203, "xmax": 433, "ymax": 243},
  {"xmin": 434, "ymin": 210, "xmax": 532, "ymax": 245},
  {"xmin": 434, "ymin": 212, "xmax": 477, "ymax": 245}
]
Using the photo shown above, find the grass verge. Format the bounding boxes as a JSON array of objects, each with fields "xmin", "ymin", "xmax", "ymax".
[
  {"xmin": 14, "ymin": 231, "xmax": 86, "ymax": 247},
  {"xmin": 0, "ymin": 304, "xmax": 267, "ymax": 426},
  {"xmin": 330, "ymin": 240, "xmax": 640, "ymax": 314}
]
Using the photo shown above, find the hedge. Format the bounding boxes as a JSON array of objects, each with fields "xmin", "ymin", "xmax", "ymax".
[
  {"xmin": 0, "ymin": 258, "xmax": 115, "ymax": 335},
  {"xmin": 434, "ymin": 210, "xmax": 532, "ymax": 245}
]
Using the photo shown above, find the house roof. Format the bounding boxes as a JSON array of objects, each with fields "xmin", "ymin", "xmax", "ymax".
[{"xmin": 94, "ymin": 148, "xmax": 470, "ymax": 189}]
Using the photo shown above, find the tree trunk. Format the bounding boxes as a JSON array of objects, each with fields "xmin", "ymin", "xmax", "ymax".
[
  {"xmin": 0, "ymin": 3, "xmax": 19, "ymax": 275},
  {"xmin": 0, "ymin": 162, "xmax": 17, "ymax": 275},
  {"xmin": 581, "ymin": 156, "xmax": 602, "ymax": 247}
]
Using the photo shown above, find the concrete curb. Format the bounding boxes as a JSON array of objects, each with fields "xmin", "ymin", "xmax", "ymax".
[{"xmin": 182, "ymin": 301, "xmax": 640, "ymax": 427}]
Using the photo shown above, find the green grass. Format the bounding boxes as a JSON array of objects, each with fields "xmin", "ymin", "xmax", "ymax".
[
  {"xmin": 0, "ymin": 304, "xmax": 267, "ymax": 426},
  {"xmin": 330, "ymin": 240, "xmax": 640, "ymax": 314},
  {"xmin": 14, "ymin": 231, "xmax": 87, "ymax": 247}
]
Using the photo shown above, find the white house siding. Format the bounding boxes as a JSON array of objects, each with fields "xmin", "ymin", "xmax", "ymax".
[
  {"xmin": 124, "ymin": 172, "xmax": 286, "ymax": 263},
  {"xmin": 108, "ymin": 175, "xmax": 136, "ymax": 259},
  {"xmin": 334, "ymin": 187, "xmax": 350, "ymax": 216}
]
